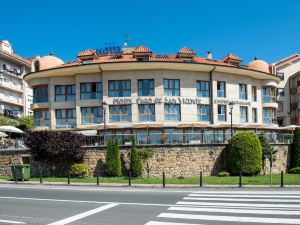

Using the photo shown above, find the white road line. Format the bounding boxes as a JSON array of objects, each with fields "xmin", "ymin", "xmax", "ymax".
[
  {"xmin": 184, "ymin": 197, "xmax": 300, "ymax": 202},
  {"xmin": 192, "ymin": 191, "xmax": 300, "ymax": 195},
  {"xmin": 0, "ymin": 219, "xmax": 25, "ymax": 224},
  {"xmin": 168, "ymin": 206, "xmax": 300, "ymax": 215},
  {"xmin": 47, "ymin": 203, "xmax": 118, "ymax": 225},
  {"xmin": 158, "ymin": 213, "xmax": 300, "ymax": 224},
  {"xmin": 176, "ymin": 201, "xmax": 300, "ymax": 209},
  {"xmin": 145, "ymin": 221, "xmax": 204, "ymax": 225},
  {"xmin": 189, "ymin": 193, "xmax": 300, "ymax": 198}
]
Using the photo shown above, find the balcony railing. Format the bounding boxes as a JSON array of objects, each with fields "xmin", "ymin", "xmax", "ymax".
[
  {"xmin": 263, "ymin": 95, "xmax": 276, "ymax": 103},
  {"xmin": 84, "ymin": 132, "xmax": 294, "ymax": 147}
]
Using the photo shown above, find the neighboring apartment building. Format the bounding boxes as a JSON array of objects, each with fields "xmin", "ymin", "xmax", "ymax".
[
  {"xmin": 0, "ymin": 40, "xmax": 32, "ymax": 117},
  {"xmin": 275, "ymin": 54, "xmax": 300, "ymax": 126},
  {"xmin": 24, "ymin": 45, "xmax": 281, "ymax": 144}
]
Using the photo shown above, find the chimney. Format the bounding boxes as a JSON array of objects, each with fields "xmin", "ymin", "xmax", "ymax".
[{"xmin": 206, "ymin": 51, "xmax": 212, "ymax": 60}]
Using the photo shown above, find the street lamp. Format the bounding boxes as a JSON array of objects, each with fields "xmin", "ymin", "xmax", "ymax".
[
  {"xmin": 102, "ymin": 101, "xmax": 107, "ymax": 144},
  {"xmin": 229, "ymin": 102, "xmax": 234, "ymax": 137}
]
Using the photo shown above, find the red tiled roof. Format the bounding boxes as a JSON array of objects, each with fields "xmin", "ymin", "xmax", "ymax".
[
  {"xmin": 178, "ymin": 47, "xmax": 196, "ymax": 55},
  {"xmin": 223, "ymin": 53, "xmax": 242, "ymax": 61},
  {"xmin": 0, "ymin": 49, "xmax": 31, "ymax": 65},
  {"xmin": 77, "ymin": 49, "xmax": 96, "ymax": 57},
  {"xmin": 132, "ymin": 45, "xmax": 152, "ymax": 53}
]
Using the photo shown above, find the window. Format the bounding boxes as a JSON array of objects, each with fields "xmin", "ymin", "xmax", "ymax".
[
  {"xmin": 108, "ymin": 80, "xmax": 131, "ymax": 97},
  {"xmin": 278, "ymin": 102, "xmax": 283, "ymax": 112},
  {"xmin": 218, "ymin": 105, "xmax": 226, "ymax": 122},
  {"xmin": 164, "ymin": 79, "xmax": 180, "ymax": 96},
  {"xmin": 277, "ymin": 88, "xmax": 285, "ymax": 96},
  {"xmin": 197, "ymin": 81, "xmax": 210, "ymax": 97},
  {"xmin": 298, "ymin": 80, "xmax": 300, "ymax": 87},
  {"xmin": 33, "ymin": 85, "xmax": 48, "ymax": 103},
  {"xmin": 252, "ymin": 86, "xmax": 257, "ymax": 102},
  {"xmin": 197, "ymin": 104, "xmax": 211, "ymax": 122},
  {"xmin": 138, "ymin": 104, "xmax": 155, "ymax": 121},
  {"xmin": 34, "ymin": 110, "xmax": 49, "ymax": 127},
  {"xmin": 252, "ymin": 108, "xmax": 257, "ymax": 123},
  {"xmin": 80, "ymin": 82, "xmax": 102, "ymax": 99},
  {"xmin": 138, "ymin": 79, "xmax": 154, "ymax": 96},
  {"xmin": 56, "ymin": 108, "xmax": 76, "ymax": 128},
  {"xmin": 81, "ymin": 107, "xmax": 103, "ymax": 124},
  {"xmin": 109, "ymin": 105, "xmax": 131, "ymax": 122},
  {"xmin": 239, "ymin": 84, "xmax": 247, "ymax": 100},
  {"xmin": 276, "ymin": 72, "xmax": 284, "ymax": 80},
  {"xmin": 263, "ymin": 108, "xmax": 276, "ymax": 124},
  {"xmin": 217, "ymin": 81, "xmax": 226, "ymax": 98},
  {"xmin": 263, "ymin": 87, "xmax": 276, "ymax": 103},
  {"xmin": 55, "ymin": 85, "xmax": 76, "ymax": 102},
  {"xmin": 164, "ymin": 104, "xmax": 180, "ymax": 121},
  {"xmin": 240, "ymin": 106, "xmax": 248, "ymax": 123},
  {"xmin": 34, "ymin": 61, "xmax": 40, "ymax": 72}
]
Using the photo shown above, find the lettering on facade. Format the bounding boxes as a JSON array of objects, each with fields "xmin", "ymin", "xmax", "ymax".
[
  {"xmin": 213, "ymin": 99, "xmax": 251, "ymax": 106},
  {"xmin": 113, "ymin": 97, "xmax": 201, "ymax": 105}
]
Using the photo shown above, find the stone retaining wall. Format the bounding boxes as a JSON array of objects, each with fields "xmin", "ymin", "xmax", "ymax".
[{"xmin": 0, "ymin": 144, "xmax": 291, "ymax": 178}]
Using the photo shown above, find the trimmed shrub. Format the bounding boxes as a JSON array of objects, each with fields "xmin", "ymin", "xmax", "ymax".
[
  {"xmin": 291, "ymin": 128, "xmax": 300, "ymax": 168},
  {"xmin": 289, "ymin": 167, "xmax": 300, "ymax": 174},
  {"xmin": 105, "ymin": 139, "xmax": 122, "ymax": 177},
  {"xmin": 227, "ymin": 132, "xmax": 262, "ymax": 176},
  {"xmin": 130, "ymin": 136, "xmax": 143, "ymax": 177},
  {"xmin": 70, "ymin": 163, "xmax": 88, "ymax": 178},
  {"xmin": 217, "ymin": 171, "xmax": 230, "ymax": 177}
]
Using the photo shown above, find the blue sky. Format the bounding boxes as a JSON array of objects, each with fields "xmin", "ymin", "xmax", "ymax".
[{"xmin": 2, "ymin": 0, "xmax": 300, "ymax": 64}]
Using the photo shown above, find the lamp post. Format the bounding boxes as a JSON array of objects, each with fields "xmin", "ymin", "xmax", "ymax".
[
  {"xmin": 229, "ymin": 102, "xmax": 234, "ymax": 137},
  {"xmin": 102, "ymin": 101, "xmax": 107, "ymax": 144}
]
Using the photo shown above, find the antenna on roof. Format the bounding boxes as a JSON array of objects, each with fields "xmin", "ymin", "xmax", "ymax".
[
  {"xmin": 124, "ymin": 33, "xmax": 131, "ymax": 47},
  {"xmin": 49, "ymin": 49, "xmax": 54, "ymax": 56}
]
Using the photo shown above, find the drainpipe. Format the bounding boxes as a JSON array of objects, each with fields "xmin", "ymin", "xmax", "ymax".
[{"xmin": 210, "ymin": 66, "xmax": 216, "ymax": 124}]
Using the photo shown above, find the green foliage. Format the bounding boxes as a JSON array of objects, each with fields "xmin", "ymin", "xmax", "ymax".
[
  {"xmin": 291, "ymin": 128, "xmax": 300, "ymax": 168},
  {"xmin": 289, "ymin": 167, "xmax": 300, "ymax": 174},
  {"xmin": 0, "ymin": 114, "xmax": 18, "ymax": 126},
  {"xmin": 139, "ymin": 148, "xmax": 155, "ymax": 178},
  {"xmin": 105, "ymin": 139, "xmax": 122, "ymax": 177},
  {"xmin": 227, "ymin": 132, "xmax": 262, "ymax": 176},
  {"xmin": 130, "ymin": 136, "xmax": 143, "ymax": 177},
  {"xmin": 70, "ymin": 163, "xmax": 88, "ymax": 178},
  {"xmin": 17, "ymin": 116, "xmax": 34, "ymax": 131},
  {"xmin": 259, "ymin": 132, "xmax": 277, "ymax": 161},
  {"xmin": 217, "ymin": 171, "xmax": 230, "ymax": 177}
]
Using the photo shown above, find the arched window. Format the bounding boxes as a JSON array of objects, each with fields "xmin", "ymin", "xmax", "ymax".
[{"xmin": 34, "ymin": 61, "xmax": 40, "ymax": 72}]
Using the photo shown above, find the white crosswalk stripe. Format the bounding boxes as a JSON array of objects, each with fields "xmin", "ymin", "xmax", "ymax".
[{"xmin": 145, "ymin": 190, "xmax": 300, "ymax": 225}]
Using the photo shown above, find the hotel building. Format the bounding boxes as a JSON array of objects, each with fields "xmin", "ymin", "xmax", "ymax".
[
  {"xmin": 24, "ymin": 45, "xmax": 282, "ymax": 144},
  {"xmin": 0, "ymin": 40, "xmax": 32, "ymax": 117}
]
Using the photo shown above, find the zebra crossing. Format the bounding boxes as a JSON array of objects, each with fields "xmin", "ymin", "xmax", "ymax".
[{"xmin": 145, "ymin": 190, "xmax": 300, "ymax": 225}]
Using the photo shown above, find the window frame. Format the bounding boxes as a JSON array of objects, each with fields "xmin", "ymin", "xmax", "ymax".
[
  {"xmin": 33, "ymin": 109, "xmax": 49, "ymax": 127},
  {"xmin": 164, "ymin": 104, "xmax": 181, "ymax": 121},
  {"xmin": 81, "ymin": 106, "xmax": 103, "ymax": 124},
  {"xmin": 55, "ymin": 85, "xmax": 76, "ymax": 102},
  {"xmin": 164, "ymin": 79, "xmax": 180, "ymax": 96},
  {"xmin": 80, "ymin": 82, "xmax": 102, "ymax": 99},
  {"xmin": 109, "ymin": 105, "xmax": 132, "ymax": 122},
  {"xmin": 217, "ymin": 105, "xmax": 227, "ymax": 122},
  {"xmin": 197, "ymin": 104, "xmax": 211, "ymax": 122},
  {"xmin": 138, "ymin": 104, "xmax": 155, "ymax": 121},
  {"xmin": 55, "ymin": 108, "xmax": 76, "ymax": 128},
  {"xmin": 240, "ymin": 106, "xmax": 248, "ymax": 123},
  {"xmin": 33, "ymin": 85, "xmax": 48, "ymax": 103},
  {"xmin": 197, "ymin": 80, "xmax": 210, "ymax": 97},
  {"xmin": 138, "ymin": 79, "xmax": 155, "ymax": 96},
  {"xmin": 217, "ymin": 81, "xmax": 226, "ymax": 98},
  {"xmin": 108, "ymin": 80, "xmax": 131, "ymax": 97}
]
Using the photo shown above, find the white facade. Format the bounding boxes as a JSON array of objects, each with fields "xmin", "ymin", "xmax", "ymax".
[{"xmin": 0, "ymin": 40, "xmax": 32, "ymax": 117}]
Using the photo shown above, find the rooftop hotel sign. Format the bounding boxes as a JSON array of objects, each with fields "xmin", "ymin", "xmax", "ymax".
[
  {"xmin": 112, "ymin": 97, "xmax": 202, "ymax": 105},
  {"xmin": 96, "ymin": 44, "xmax": 123, "ymax": 55}
]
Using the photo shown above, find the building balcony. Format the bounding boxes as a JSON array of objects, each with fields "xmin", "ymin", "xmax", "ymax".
[
  {"xmin": 0, "ymin": 69, "xmax": 23, "ymax": 80},
  {"xmin": 0, "ymin": 81, "xmax": 23, "ymax": 93},
  {"xmin": 262, "ymin": 102, "xmax": 278, "ymax": 109},
  {"xmin": 31, "ymin": 102, "xmax": 49, "ymax": 110},
  {"xmin": 0, "ymin": 97, "xmax": 23, "ymax": 107}
]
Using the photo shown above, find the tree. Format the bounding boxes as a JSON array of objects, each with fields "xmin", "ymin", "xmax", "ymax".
[
  {"xmin": 24, "ymin": 131, "xmax": 86, "ymax": 171},
  {"xmin": 259, "ymin": 132, "xmax": 277, "ymax": 174},
  {"xmin": 139, "ymin": 148, "xmax": 154, "ymax": 178},
  {"xmin": 17, "ymin": 116, "xmax": 34, "ymax": 131},
  {"xmin": 227, "ymin": 132, "xmax": 262, "ymax": 176},
  {"xmin": 105, "ymin": 139, "xmax": 122, "ymax": 177},
  {"xmin": 130, "ymin": 136, "xmax": 143, "ymax": 177},
  {"xmin": 291, "ymin": 128, "xmax": 300, "ymax": 168}
]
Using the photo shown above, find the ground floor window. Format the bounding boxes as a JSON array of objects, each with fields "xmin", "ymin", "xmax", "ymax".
[
  {"xmin": 164, "ymin": 104, "xmax": 180, "ymax": 121},
  {"xmin": 81, "ymin": 107, "xmax": 103, "ymax": 124},
  {"xmin": 109, "ymin": 105, "xmax": 132, "ymax": 122},
  {"xmin": 34, "ymin": 110, "xmax": 49, "ymax": 127},
  {"xmin": 138, "ymin": 104, "xmax": 155, "ymax": 121},
  {"xmin": 56, "ymin": 108, "xmax": 76, "ymax": 128}
]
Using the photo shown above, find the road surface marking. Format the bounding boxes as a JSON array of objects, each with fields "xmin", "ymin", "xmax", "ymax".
[
  {"xmin": 145, "ymin": 221, "xmax": 204, "ymax": 225},
  {"xmin": 0, "ymin": 219, "xmax": 25, "ymax": 224},
  {"xmin": 158, "ymin": 213, "xmax": 300, "ymax": 224},
  {"xmin": 47, "ymin": 203, "xmax": 118, "ymax": 225},
  {"xmin": 176, "ymin": 201, "xmax": 300, "ymax": 209},
  {"xmin": 184, "ymin": 196, "xmax": 300, "ymax": 202},
  {"xmin": 189, "ymin": 193, "xmax": 300, "ymax": 198},
  {"xmin": 168, "ymin": 206, "xmax": 300, "ymax": 215},
  {"xmin": 192, "ymin": 191, "xmax": 300, "ymax": 194}
]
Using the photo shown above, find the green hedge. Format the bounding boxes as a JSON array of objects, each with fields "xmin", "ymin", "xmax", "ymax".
[
  {"xmin": 105, "ymin": 140, "xmax": 122, "ymax": 177},
  {"xmin": 70, "ymin": 163, "xmax": 88, "ymax": 178},
  {"xmin": 289, "ymin": 167, "xmax": 300, "ymax": 174},
  {"xmin": 291, "ymin": 128, "xmax": 300, "ymax": 168},
  {"xmin": 227, "ymin": 132, "xmax": 262, "ymax": 176}
]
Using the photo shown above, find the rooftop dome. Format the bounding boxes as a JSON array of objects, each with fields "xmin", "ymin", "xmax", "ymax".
[
  {"xmin": 39, "ymin": 55, "xmax": 64, "ymax": 70},
  {"xmin": 248, "ymin": 58, "xmax": 270, "ymax": 73}
]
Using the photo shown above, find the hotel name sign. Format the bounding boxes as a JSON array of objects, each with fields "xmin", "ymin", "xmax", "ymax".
[
  {"xmin": 214, "ymin": 99, "xmax": 251, "ymax": 106},
  {"xmin": 112, "ymin": 97, "xmax": 202, "ymax": 105}
]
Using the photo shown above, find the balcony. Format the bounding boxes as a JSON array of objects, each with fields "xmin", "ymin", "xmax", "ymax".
[
  {"xmin": 0, "ymin": 97, "xmax": 23, "ymax": 107},
  {"xmin": 0, "ymin": 69, "xmax": 23, "ymax": 80},
  {"xmin": 0, "ymin": 81, "xmax": 23, "ymax": 93}
]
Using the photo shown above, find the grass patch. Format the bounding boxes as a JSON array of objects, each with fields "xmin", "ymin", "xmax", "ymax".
[{"xmin": 1, "ymin": 173, "xmax": 300, "ymax": 185}]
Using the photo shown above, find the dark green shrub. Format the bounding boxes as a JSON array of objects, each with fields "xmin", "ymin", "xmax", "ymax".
[
  {"xmin": 291, "ymin": 128, "xmax": 300, "ymax": 168},
  {"xmin": 70, "ymin": 163, "xmax": 88, "ymax": 178},
  {"xmin": 259, "ymin": 132, "xmax": 277, "ymax": 172},
  {"xmin": 228, "ymin": 132, "xmax": 262, "ymax": 176},
  {"xmin": 289, "ymin": 167, "xmax": 300, "ymax": 174},
  {"xmin": 105, "ymin": 139, "xmax": 122, "ymax": 177},
  {"xmin": 139, "ymin": 148, "xmax": 155, "ymax": 178},
  {"xmin": 217, "ymin": 171, "xmax": 230, "ymax": 177},
  {"xmin": 130, "ymin": 136, "xmax": 143, "ymax": 177}
]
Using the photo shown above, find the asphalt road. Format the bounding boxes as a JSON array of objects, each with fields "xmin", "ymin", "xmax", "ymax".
[{"xmin": 0, "ymin": 184, "xmax": 300, "ymax": 225}]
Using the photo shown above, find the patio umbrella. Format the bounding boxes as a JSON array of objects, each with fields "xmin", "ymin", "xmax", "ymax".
[
  {"xmin": 0, "ymin": 131, "xmax": 8, "ymax": 137},
  {"xmin": 0, "ymin": 126, "xmax": 24, "ymax": 134}
]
